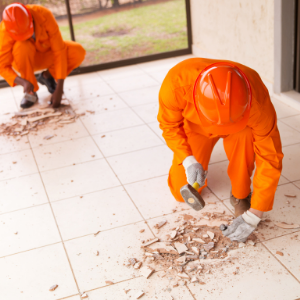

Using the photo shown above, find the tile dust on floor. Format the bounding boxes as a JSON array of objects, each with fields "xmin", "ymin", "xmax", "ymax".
[{"xmin": 0, "ymin": 55, "xmax": 300, "ymax": 300}]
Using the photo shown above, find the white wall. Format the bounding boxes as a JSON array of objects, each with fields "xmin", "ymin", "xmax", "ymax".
[{"xmin": 190, "ymin": 0, "xmax": 274, "ymax": 84}]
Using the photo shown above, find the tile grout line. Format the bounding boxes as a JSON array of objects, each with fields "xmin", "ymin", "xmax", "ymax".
[
  {"xmin": 77, "ymin": 111, "xmax": 158, "ymax": 238},
  {"xmin": 26, "ymin": 134, "xmax": 82, "ymax": 296},
  {"xmin": 260, "ymin": 241, "xmax": 300, "ymax": 285}
]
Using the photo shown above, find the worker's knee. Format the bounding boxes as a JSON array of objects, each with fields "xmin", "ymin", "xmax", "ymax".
[
  {"xmin": 67, "ymin": 42, "xmax": 86, "ymax": 65},
  {"xmin": 230, "ymin": 126, "xmax": 252, "ymax": 143},
  {"xmin": 12, "ymin": 40, "xmax": 35, "ymax": 70}
]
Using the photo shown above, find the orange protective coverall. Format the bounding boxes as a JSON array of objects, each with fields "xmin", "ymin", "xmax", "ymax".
[
  {"xmin": 0, "ymin": 5, "xmax": 86, "ymax": 92},
  {"xmin": 157, "ymin": 58, "xmax": 283, "ymax": 212}
]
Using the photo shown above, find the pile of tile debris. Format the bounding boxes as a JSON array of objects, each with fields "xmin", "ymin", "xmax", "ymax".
[
  {"xmin": 0, "ymin": 106, "xmax": 87, "ymax": 140},
  {"xmin": 125, "ymin": 211, "xmax": 257, "ymax": 299}
]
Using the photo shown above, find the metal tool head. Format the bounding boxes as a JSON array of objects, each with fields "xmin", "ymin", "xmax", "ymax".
[{"xmin": 180, "ymin": 184, "xmax": 205, "ymax": 211}]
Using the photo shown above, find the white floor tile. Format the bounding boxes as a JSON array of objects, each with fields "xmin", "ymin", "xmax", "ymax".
[
  {"xmin": 81, "ymin": 108, "xmax": 143, "ymax": 135},
  {"xmin": 0, "ymin": 174, "xmax": 48, "ymax": 214},
  {"xmin": 0, "ymin": 135, "xmax": 30, "ymax": 155},
  {"xmin": 148, "ymin": 70, "xmax": 168, "ymax": 83},
  {"xmin": 107, "ymin": 145, "xmax": 173, "ymax": 184},
  {"xmin": 64, "ymin": 222, "xmax": 154, "ymax": 291},
  {"xmin": 0, "ymin": 205, "xmax": 60, "ymax": 257},
  {"xmin": 0, "ymin": 97, "xmax": 17, "ymax": 115},
  {"xmin": 280, "ymin": 114, "xmax": 300, "ymax": 131},
  {"xmin": 148, "ymin": 121, "xmax": 165, "ymax": 142},
  {"xmin": 93, "ymin": 125, "xmax": 163, "ymax": 157},
  {"xmin": 86, "ymin": 273, "xmax": 194, "ymax": 300},
  {"xmin": 65, "ymin": 73, "xmax": 103, "ymax": 88},
  {"xmin": 188, "ymin": 243, "xmax": 300, "ymax": 300},
  {"xmin": 207, "ymin": 160, "xmax": 231, "ymax": 200},
  {"xmin": 0, "ymin": 149, "xmax": 38, "ymax": 181},
  {"xmin": 271, "ymin": 97, "xmax": 300, "ymax": 119},
  {"xmin": 277, "ymin": 121, "xmax": 300, "ymax": 146},
  {"xmin": 0, "ymin": 87, "xmax": 14, "ymax": 99},
  {"xmin": 41, "ymin": 159, "xmax": 120, "ymax": 201},
  {"xmin": 137, "ymin": 57, "xmax": 181, "ymax": 73},
  {"xmin": 69, "ymin": 94, "xmax": 128, "ymax": 114},
  {"xmin": 52, "ymin": 187, "xmax": 142, "ymax": 240},
  {"xmin": 125, "ymin": 177, "xmax": 219, "ymax": 219},
  {"xmin": 64, "ymin": 81, "xmax": 114, "ymax": 101},
  {"xmin": 33, "ymin": 137, "xmax": 102, "ymax": 172},
  {"xmin": 28, "ymin": 120, "xmax": 89, "ymax": 148},
  {"xmin": 132, "ymin": 102, "xmax": 159, "ymax": 123},
  {"xmin": 98, "ymin": 65, "xmax": 145, "ymax": 81},
  {"xmin": 106, "ymin": 74, "xmax": 158, "ymax": 93},
  {"xmin": 293, "ymin": 180, "xmax": 300, "ymax": 189},
  {"xmin": 118, "ymin": 85, "xmax": 160, "ymax": 107},
  {"xmin": 264, "ymin": 233, "xmax": 300, "ymax": 281},
  {"xmin": 282, "ymin": 144, "xmax": 300, "ymax": 181},
  {"xmin": 0, "ymin": 243, "xmax": 78, "ymax": 300}
]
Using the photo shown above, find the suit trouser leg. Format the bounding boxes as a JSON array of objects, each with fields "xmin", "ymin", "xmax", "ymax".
[
  {"xmin": 168, "ymin": 132, "xmax": 219, "ymax": 202},
  {"xmin": 12, "ymin": 39, "xmax": 39, "ymax": 92},
  {"xmin": 223, "ymin": 126, "xmax": 255, "ymax": 199}
]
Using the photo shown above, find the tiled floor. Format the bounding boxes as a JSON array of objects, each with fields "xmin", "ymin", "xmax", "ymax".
[{"xmin": 0, "ymin": 55, "xmax": 300, "ymax": 300}]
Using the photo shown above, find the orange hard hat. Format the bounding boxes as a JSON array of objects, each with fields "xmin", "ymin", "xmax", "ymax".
[
  {"xmin": 193, "ymin": 62, "xmax": 252, "ymax": 135},
  {"xmin": 3, "ymin": 3, "xmax": 33, "ymax": 41}
]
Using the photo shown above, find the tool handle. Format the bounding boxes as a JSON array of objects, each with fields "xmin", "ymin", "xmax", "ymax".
[{"xmin": 192, "ymin": 182, "xmax": 200, "ymax": 190}]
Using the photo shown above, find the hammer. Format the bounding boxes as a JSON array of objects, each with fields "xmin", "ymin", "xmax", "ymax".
[{"xmin": 180, "ymin": 182, "xmax": 205, "ymax": 211}]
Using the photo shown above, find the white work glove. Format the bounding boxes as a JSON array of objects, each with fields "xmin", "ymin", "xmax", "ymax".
[
  {"xmin": 222, "ymin": 211, "xmax": 261, "ymax": 242},
  {"xmin": 182, "ymin": 155, "xmax": 207, "ymax": 187}
]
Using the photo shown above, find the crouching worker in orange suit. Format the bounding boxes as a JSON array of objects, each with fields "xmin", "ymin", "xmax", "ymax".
[
  {"xmin": 0, "ymin": 3, "xmax": 86, "ymax": 108},
  {"xmin": 158, "ymin": 58, "xmax": 283, "ymax": 242}
]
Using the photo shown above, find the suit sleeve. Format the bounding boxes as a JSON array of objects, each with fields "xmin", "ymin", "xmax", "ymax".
[
  {"xmin": 157, "ymin": 78, "xmax": 193, "ymax": 164},
  {"xmin": 0, "ymin": 28, "xmax": 18, "ymax": 87},
  {"xmin": 250, "ymin": 96, "xmax": 283, "ymax": 211},
  {"xmin": 44, "ymin": 8, "xmax": 67, "ymax": 79}
]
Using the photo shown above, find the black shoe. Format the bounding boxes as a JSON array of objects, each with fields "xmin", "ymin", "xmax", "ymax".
[
  {"xmin": 37, "ymin": 72, "xmax": 57, "ymax": 94},
  {"xmin": 20, "ymin": 92, "xmax": 38, "ymax": 109}
]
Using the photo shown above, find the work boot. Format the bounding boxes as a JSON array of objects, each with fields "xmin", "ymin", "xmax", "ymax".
[
  {"xmin": 37, "ymin": 72, "xmax": 57, "ymax": 94},
  {"xmin": 230, "ymin": 191, "xmax": 251, "ymax": 217},
  {"xmin": 20, "ymin": 92, "xmax": 38, "ymax": 109}
]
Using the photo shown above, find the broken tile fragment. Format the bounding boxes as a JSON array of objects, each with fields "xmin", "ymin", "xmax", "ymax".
[
  {"xmin": 135, "ymin": 291, "xmax": 145, "ymax": 299},
  {"xmin": 105, "ymin": 281, "xmax": 114, "ymax": 285},
  {"xmin": 140, "ymin": 266, "xmax": 155, "ymax": 279},
  {"xmin": 175, "ymin": 256, "xmax": 186, "ymax": 265},
  {"xmin": 276, "ymin": 251, "xmax": 284, "ymax": 256},
  {"xmin": 247, "ymin": 240, "xmax": 255, "ymax": 246},
  {"xmin": 192, "ymin": 247, "xmax": 200, "ymax": 255},
  {"xmin": 129, "ymin": 258, "xmax": 137, "ymax": 265},
  {"xmin": 203, "ymin": 242, "xmax": 214, "ymax": 252},
  {"xmin": 49, "ymin": 284, "xmax": 58, "ymax": 291},
  {"xmin": 44, "ymin": 134, "xmax": 54, "ymax": 140},
  {"xmin": 134, "ymin": 262, "xmax": 142, "ymax": 269},
  {"xmin": 193, "ymin": 238, "xmax": 205, "ymax": 244},
  {"xmin": 124, "ymin": 289, "xmax": 131, "ymax": 294},
  {"xmin": 93, "ymin": 250, "xmax": 99, "ymax": 256},
  {"xmin": 191, "ymin": 276, "xmax": 198, "ymax": 283},
  {"xmin": 94, "ymin": 231, "xmax": 100, "ymax": 236},
  {"xmin": 170, "ymin": 230, "xmax": 177, "ymax": 239},
  {"xmin": 139, "ymin": 229, "xmax": 145, "ymax": 233},
  {"xmin": 177, "ymin": 272, "xmax": 190, "ymax": 279},
  {"xmin": 238, "ymin": 242, "xmax": 246, "ymax": 248},
  {"xmin": 207, "ymin": 231, "xmax": 214, "ymax": 240},
  {"xmin": 154, "ymin": 219, "xmax": 167, "ymax": 229},
  {"xmin": 202, "ymin": 234, "xmax": 209, "ymax": 238},
  {"xmin": 142, "ymin": 237, "xmax": 159, "ymax": 247},
  {"xmin": 174, "ymin": 242, "xmax": 188, "ymax": 254},
  {"xmin": 81, "ymin": 293, "xmax": 88, "ymax": 298},
  {"xmin": 275, "ymin": 222, "xmax": 300, "ymax": 229}
]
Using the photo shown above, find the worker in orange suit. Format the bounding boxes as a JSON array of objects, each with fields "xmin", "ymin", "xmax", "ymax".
[
  {"xmin": 158, "ymin": 58, "xmax": 283, "ymax": 242},
  {"xmin": 0, "ymin": 3, "xmax": 86, "ymax": 108}
]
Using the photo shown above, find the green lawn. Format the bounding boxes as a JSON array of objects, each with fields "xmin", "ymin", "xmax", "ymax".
[{"xmin": 59, "ymin": 0, "xmax": 188, "ymax": 66}]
